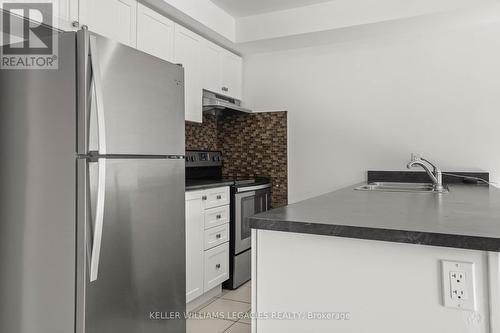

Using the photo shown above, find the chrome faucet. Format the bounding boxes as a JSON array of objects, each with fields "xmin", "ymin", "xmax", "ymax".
[{"xmin": 406, "ymin": 154, "xmax": 445, "ymax": 192}]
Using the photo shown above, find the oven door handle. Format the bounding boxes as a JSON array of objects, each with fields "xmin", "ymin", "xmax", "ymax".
[{"xmin": 236, "ymin": 183, "xmax": 271, "ymax": 193}]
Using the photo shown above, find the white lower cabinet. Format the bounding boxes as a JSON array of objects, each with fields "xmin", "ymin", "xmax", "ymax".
[
  {"xmin": 204, "ymin": 223, "xmax": 229, "ymax": 250},
  {"xmin": 204, "ymin": 205, "xmax": 229, "ymax": 229},
  {"xmin": 185, "ymin": 190, "xmax": 205, "ymax": 303},
  {"xmin": 205, "ymin": 187, "xmax": 230, "ymax": 208},
  {"xmin": 204, "ymin": 243, "xmax": 229, "ymax": 292},
  {"xmin": 186, "ymin": 187, "xmax": 230, "ymax": 304}
]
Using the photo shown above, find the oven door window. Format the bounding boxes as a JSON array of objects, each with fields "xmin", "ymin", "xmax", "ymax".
[{"xmin": 236, "ymin": 189, "xmax": 270, "ymax": 254}]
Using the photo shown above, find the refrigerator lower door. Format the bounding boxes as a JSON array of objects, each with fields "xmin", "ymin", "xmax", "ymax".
[
  {"xmin": 79, "ymin": 158, "xmax": 186, "ymax": 333},
  {"xmin": 77, "ymin": 29, "xmax": 185, "ymax": 156}
]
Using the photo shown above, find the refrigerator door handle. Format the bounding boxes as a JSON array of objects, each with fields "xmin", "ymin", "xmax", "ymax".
[
  {"xmin": 89, "ymin": 158, "xmax": 107, "ymax": 282},
  {"xmin": 89, "ymin": 35, "xmax": 107, "ymax": 155}
]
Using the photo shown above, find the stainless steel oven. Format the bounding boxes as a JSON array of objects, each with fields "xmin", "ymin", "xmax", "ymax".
[
  {"xmin": 235, "ymin": 185, "xmax": 271, "ymax": 254},
  {"xmin": 227, "ymin": 183, "xmax": 271, "ymax": 289}
]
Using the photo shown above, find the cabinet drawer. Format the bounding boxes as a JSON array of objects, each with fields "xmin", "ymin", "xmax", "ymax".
[
  {"xmin": 204, "ymin": 187, "xmax": 229, "ymax": 209},
  {"xmin": 204, "ymin": 243, "xmax": 229, "ymax": 292},
  {"xmin": 204, "ymin": 224, "xmax": 229, "ymax": 250},
  {"xmin": 204, "ymin": 205, "xmax": 229, "ymax": 229}
]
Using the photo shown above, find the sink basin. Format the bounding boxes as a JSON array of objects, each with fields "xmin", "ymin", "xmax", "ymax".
[{"xmin": 355, "ymin": 182, "xmax": 449, "ymax": 193}]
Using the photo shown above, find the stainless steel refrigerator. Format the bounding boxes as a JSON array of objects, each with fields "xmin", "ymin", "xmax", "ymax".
[{"xmin": 0, "ymin": 28, "xmax": 186, "ymax": 333}]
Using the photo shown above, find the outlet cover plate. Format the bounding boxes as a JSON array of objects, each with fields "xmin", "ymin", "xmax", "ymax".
[{"xmin": 441, "ymin": 260, "xmax": 476, "ymax": 311}]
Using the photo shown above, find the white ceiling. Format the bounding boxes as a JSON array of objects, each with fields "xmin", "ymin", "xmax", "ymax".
[{"xmin": 209, "ymin": 0, "xmax": 335, "ymax": 17}]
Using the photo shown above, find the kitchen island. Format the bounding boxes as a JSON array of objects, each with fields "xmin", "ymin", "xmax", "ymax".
[{"xmin": 249, "ymin": 183, "xmax": 500, "ymax": 333}]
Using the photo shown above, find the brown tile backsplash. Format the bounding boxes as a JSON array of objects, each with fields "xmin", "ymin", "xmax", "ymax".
[
  {"xmin": 185, "ymin": 114, "xmax": 218, "ymax": 151},
  {"xmin": 185, "ymin": 111, "xmax": 288, "ymax": 208},
  {"xmin": 219, "ymin": 111, "xmax": 288, "ymax": 208}
]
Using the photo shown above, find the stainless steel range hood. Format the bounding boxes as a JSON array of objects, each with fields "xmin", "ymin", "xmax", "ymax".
[{"xmin": 202, "ymin": 90, "xmax": 252, "ymax": 113}]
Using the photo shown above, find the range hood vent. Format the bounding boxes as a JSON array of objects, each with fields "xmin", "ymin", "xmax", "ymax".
[{"xmin": 202, "ymin": 90, "xmax": 252, "ymax": 113}]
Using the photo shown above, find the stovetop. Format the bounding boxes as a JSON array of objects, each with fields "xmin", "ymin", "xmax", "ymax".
[{"xmin": 184, "ymin": 150, "xmax": 271, "ymax": 191}]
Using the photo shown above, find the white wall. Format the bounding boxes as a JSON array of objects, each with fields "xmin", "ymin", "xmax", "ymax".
[{"xmin": 243, "ymin": 18, "xmax": 500, "ymax": 203}]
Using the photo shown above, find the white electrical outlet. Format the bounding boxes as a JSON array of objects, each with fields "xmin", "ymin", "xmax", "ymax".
[{"xmin": 441, "ymin": 261, "xmax": 476, "ymax": 311}]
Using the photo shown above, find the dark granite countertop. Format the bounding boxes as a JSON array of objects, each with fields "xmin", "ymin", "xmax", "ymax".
[
  {"xmin": 250, "ymin": 183, "xmax": 500, "ymax": 252},
  {"xmin": 185, "ymin": 179, "xmax": 234, "ymax": 191}
]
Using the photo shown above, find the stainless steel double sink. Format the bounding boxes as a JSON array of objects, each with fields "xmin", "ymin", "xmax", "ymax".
[{"xmin": 355, "ymin": 182, "xmax": 449, "ymax": 193}]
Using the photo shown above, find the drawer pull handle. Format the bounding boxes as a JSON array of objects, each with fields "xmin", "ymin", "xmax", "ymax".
[
  {"xmin": 216, "ymin": 214, "xmax": 222, "ymax": 219},
  {"xmin": 202, "ymin": 195, "xmax": 207, "ymax": 200},
  {"xmin": 216, "ymin": 234, "xmax": 221, "ymax": 239},
  {"xmin": 216, "ymin": 264, "xmax": 221, "ymax": 269},
  {"xmin": 216, "ymin": 195, "xmax": 222, "ymax": 199}
]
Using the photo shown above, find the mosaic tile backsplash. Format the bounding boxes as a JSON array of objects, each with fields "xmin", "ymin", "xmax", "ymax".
[
  {"xmin": 185, "ymin": 114, "xmax": 218, "ymax": 151},
  {"xmin": 185, "ymin": 111, "xmax": 288, "ymax": 208}
]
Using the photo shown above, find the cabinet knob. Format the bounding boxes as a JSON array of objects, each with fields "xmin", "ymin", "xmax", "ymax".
[
  {"xmin": 202, "ymin": 195, "xmax": 207, "ymax": 200},
  {"xmin": 216, "ymin": 234, "xmax": 221, "ymax": 239},
  {"xmin": 216, "ymin": 195, "xmax": 222, "ymax": 199},
  {"xmin": 216, "ymin": 214, "xmax": 222, "ymax": 219},
  {"xmin": 216, "ymin": 264, "xmax": 221, "ymax": 269},
  {"xmin": 72, "ymin": 21, "xmax": 80, "ymax": 28}
]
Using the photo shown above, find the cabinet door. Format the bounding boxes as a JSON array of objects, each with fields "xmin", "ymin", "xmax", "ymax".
[
  {"xmin": 137, "ymin": 3, "xmax": 174, "ymax": 62},
  {"xmin": 221, "ymin": 50, "xmax": 242, "ymax": 100},
  {"xmin": 79, "ymin": 0, "xmax": 137, "ymax": 47},
  {"xmin": 204, "ymin": 243, "xmax": 229, "ymax": 292},
  {"xmin": 174, "ymin": 24, "xmax": 202, "ymax": 123},
  {"xmin": 55, "ymin": 0, "xmax": 79, "ymax": 31},
  {"xmin": 201, "ymin": 40, "xmax": 222, "ymax": 94},
  {"xmin": 185, "ymin": 191, "xmax": 205, "ymax": 303}
]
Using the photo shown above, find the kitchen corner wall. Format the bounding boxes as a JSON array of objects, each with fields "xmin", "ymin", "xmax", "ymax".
[{"xmin": 185, "ymin": 112, "xmax": 288, "ymax": 208}]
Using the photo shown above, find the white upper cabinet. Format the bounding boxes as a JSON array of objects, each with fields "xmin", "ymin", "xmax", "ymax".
[
  {"xmin": 79, "ymin": 0, "xmax": 137, "ymax": 47},
  {"xmin": 54, "ymin": 0, "xmax": 79, "ymax": 31},
  {"xmin": 75, "ymin": 2, "xmax": 242, "ymax": 120},
  {"xmin": 221, "ymin": 50, "xmax": 243, "ymax": 100},
  {"xmin": 136, "ymin": 3, "xmax": 174, "ymax": 62},
  {"xmin": 201, "ymin": 40, "xmax": 223, "ymax": 94},
  {"xmin": 201, "ymin": 41, "xmax": 243, "ymax": 100},
  {"xmin": 174, "ymin": 24, "xmax": 202, "ymax": 123}
]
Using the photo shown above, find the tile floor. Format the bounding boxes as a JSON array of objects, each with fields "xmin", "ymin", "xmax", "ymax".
[{"xmin": 187, "ymin": 281, "xmax": 251, "ymax": 333}]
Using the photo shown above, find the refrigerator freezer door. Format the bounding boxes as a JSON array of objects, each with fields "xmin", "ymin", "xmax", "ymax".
[
  {"xmin": 81, "ymin": 158, "xmax": 186, "ymax": 333},
  {"xmin": 0, "ymin": 32, "xmax": 77, "ymax": 333},
  {"xmin": 77, "ymin": 30, "xmax": 185, "ymax": 156}
]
